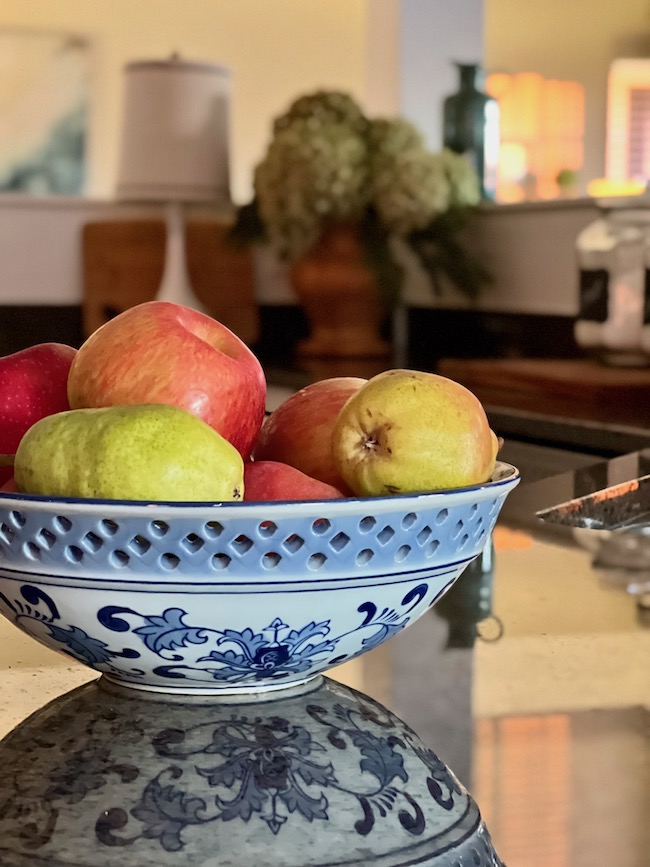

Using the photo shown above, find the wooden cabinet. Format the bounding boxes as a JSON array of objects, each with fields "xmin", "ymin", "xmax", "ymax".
[{"xmin": 82, "ymin": 219, "xmax": 259, "ymax": 344}]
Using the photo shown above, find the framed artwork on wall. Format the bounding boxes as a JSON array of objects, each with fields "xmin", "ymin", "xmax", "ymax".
[{"xmin": 0, "ymin": 28, "xmax": 90, "ymax": 196}]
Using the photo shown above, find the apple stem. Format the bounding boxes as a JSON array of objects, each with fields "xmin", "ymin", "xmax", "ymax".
[{"xmin": 0, "ymin": 455, "xmax": 15, "ymax": 467}]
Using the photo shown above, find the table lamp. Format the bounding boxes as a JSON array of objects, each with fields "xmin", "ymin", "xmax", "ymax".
[{"xmin": 116, "ymin": 56, "xmax": 231, "ymax": 312}]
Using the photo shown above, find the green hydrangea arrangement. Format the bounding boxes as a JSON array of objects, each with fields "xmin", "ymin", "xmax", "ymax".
[{"xmin": 231, "ymin": 90, "xmax": 489, "ymax": 306}]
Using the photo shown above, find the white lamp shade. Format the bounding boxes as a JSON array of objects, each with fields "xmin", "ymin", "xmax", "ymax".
[{"xmin": 116, "ymin": 57, "xmax": 231, "ymax": 203}]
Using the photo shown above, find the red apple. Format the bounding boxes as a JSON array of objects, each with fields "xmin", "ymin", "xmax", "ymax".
[
  {"xmin": 244, "ymin": 460, "xmax": 345, "ymax": 502},
  {"xmin": 0, "ymin": 477, "xmax": 17, "ymax": 493},
  {"xmin": 67, "ymin": 301, "xmax": 267, "ymax": 459},
  {"xmin": 0, "ymin": 342, "xmax": 77, "ymax": 485},
  {"xmin": 253, "ymin": 377, "xmax": 366, "ymax": 490}
]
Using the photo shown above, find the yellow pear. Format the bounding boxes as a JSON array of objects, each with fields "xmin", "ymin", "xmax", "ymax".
[{"xmin": 331, "ymin": 369, "xmax": 498, "ymax": 496}]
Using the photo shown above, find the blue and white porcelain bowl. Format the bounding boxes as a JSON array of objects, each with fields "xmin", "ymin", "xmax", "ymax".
[{"xmin": 0, "ymin": 463, "xmax": 519, "ymax": 697}]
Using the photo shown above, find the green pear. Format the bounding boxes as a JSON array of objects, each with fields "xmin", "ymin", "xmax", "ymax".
[
  {"xmin": 14, "ymin": 404, "xmax": 244, "ymax": 502},
  {"xmin": 331, "ymin": 369, "xmax": 499, "ymax": 496}
]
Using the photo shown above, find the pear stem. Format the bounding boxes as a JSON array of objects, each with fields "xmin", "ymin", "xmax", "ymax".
[{"xmin": 0, "ymin": 455, "xmax": 15, "ymax": 467}]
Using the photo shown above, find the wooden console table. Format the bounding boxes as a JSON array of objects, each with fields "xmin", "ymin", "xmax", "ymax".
[
  {"xmin": 82, "ymin": 219, "xmax": 259, "ymax": 343},
  {"xmin": 436, "ymin": 357, "xmax": 650, "ymax": 431}
]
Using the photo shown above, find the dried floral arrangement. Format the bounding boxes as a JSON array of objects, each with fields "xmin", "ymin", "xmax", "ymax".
[{"xmin": 230, "ymin": 90, "xmax": 490, "ymax": 306}]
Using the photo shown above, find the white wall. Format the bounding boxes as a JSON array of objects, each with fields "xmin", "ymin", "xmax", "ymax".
[
  {"xmin": 0, "ymin": 194, "xmax": 169, "ymax": 305},
  {"xmin": 475, "ymin": 201, "xmax": 598, "ymax": 315},
  {"xmin": 365, "ymin": 0, "xmax": 401, "ymax": 117},
  {"xmin": 0, "ymin": 0, "xmax": 371, "ymax": 203},
  {"xmin": 398, "ymin": 0, "xmax": 650, "ymax": 193},
  {"xmin": 400, "ymin": 0, "xmax": 485, "ymax": 151}
]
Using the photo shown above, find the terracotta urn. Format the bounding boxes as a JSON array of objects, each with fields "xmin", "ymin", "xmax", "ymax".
[{"xmin": 290, "ymin": 222, "xmax": 392, "ymax": 358}]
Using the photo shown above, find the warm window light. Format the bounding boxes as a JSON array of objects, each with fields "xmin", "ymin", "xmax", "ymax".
[
  {"xmin": 606, "ymin": 58, "xmax": 650, "ymax": 185},
  {"xmin": 486, "ymin": 72, "xmax": 584, "ymax": 202},
  {"xmin": 509, "ymin": 72, "xmax": 545, "ymax": 142},
  {"xmin": 494, "ymin": 142, "xmax": 528, "ymax": 203},
  {"xmin": 586, "ymin": 178, "xmax": 647, "ymax": 198}
]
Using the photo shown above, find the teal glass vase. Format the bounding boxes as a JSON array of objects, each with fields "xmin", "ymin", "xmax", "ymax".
[{"xmin": 443, "ymin": 62, "xmax": 499, "ymax": 201}]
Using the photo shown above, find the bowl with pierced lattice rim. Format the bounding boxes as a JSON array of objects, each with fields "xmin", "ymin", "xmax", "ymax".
[{"xmin": 0, "ymin": 462, "xmax": 519, "ymax": 697}]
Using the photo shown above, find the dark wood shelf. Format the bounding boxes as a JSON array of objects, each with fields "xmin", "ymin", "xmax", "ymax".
[{"xmin": 436, "ymin": 357, "xmax": 650, "ymax": 431}]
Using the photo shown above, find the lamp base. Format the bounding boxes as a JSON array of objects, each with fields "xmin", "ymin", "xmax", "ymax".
[{"xmin": 157, "ymin": 200, "xmax": 209, "ymax": 314}]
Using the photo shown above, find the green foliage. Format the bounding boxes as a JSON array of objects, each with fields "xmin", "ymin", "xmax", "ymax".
[
  {"xmin": 228, "ymin": 199, "xmax": 267, "ymax": 247},
  {"xmin": 407, "ymin": 209, "xmax": 492, "ymax": 300},
  {"xmin": 358, "ymin": 206, "xmax": 404, "ymax": 310}
]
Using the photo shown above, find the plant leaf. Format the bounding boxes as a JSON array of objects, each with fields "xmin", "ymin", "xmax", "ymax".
[{"xmin": 226, "ymin": 199, "xmax": 267, "ymax": 247}]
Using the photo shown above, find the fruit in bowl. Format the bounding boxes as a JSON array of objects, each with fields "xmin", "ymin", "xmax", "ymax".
[
  {"xmin": 244, "ymin": 460, "xmax": 345, "ymax": 502},
  {"xmin": 67, "ymin": 300, "xmax": 267, "ymax": 459},
  {"xmin": 253, "ymin": 376, "xmax": 366, "ymax": 491},
  {"xmin": 1, "ymin": 302, "xmax": 500, "ymax": 507},
  {"xmin": 13, "ymin": 404, "xmax": 244, "ymax": 502},
  {"xmin": 0, "ymin": 342, "xmax": 77, "ymax": 486},
  {"xmin": 0, "ymin": 300, "xmax": 520, "ymax": 697},
  {"xmin": 332, "ymin": 369, "xmax": 499, "ymax": 496}
]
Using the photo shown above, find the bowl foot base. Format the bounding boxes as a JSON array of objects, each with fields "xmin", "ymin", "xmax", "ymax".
[{"xmin": 98, "ymin": 672, "xmax": 325, "ymax": 703}]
